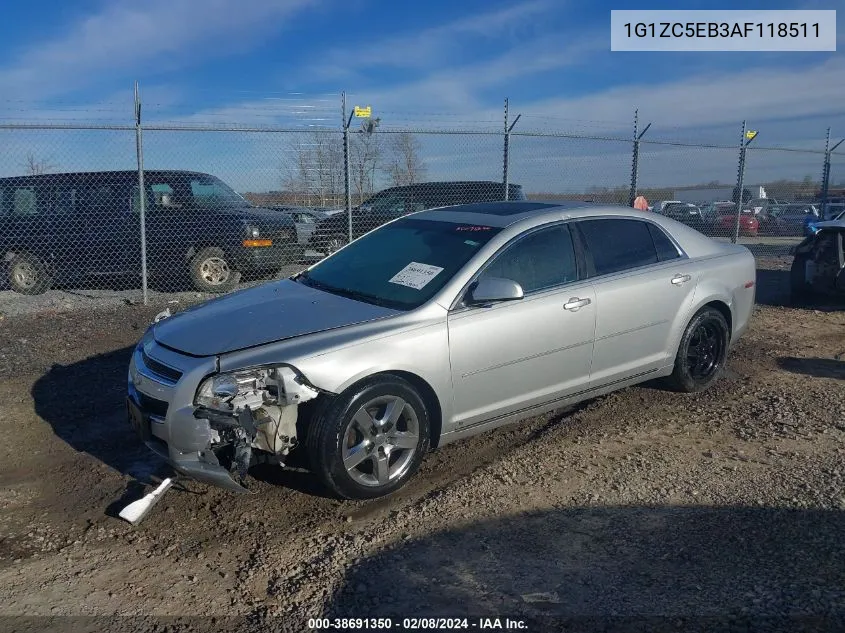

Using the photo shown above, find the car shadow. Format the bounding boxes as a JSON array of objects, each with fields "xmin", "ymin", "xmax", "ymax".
[
  {"xmin": 322, "ymin": 505, "xmax": 845, "ymax": 629},
  {"xmin": 30, "ymin": 345, "xmax": 171, "ymax": 485},
  {"xmin": 777, "ymin": 357, "xmax": 845, "ymax": 380},
  {"xmin": 754, "ymin": 267, "xmax": 790, "ymax": 307}
]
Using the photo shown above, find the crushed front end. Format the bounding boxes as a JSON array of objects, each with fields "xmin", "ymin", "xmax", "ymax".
[{"xmin": 127, "ymin": 331, "xmax": 319, "ymax": 493}]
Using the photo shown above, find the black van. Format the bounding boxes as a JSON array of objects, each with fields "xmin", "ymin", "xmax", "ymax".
[
  {"xmin": 1, "ymin": 170, "xmax": 302, "ymax": 294},
  {"xmin": 308, "ymin": 180, "xmax": 526, "ymax": 254}
]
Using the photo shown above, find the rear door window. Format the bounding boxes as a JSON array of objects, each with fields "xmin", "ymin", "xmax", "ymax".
[
  {"xmin": 647, "ymin": 224, "xmax": 681, "ymax": 261},
  {"xmin": 577, "ymin": 218, "xmax": 659, "ymax": 276}
]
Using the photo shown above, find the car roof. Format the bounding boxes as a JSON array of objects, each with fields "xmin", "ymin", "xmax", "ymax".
[
  {"xmin": 0, "ymin": 169, "xmax": 213, "ymax": 183},
  {"xmin": 410, "ymin": 201, "xmax": 653, "ymax": 228},
  {"xmin": 813, "ymin": 219, "xmax": 845, "ymax": 230}
]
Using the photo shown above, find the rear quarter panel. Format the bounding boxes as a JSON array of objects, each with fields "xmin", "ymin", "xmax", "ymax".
[{"xmin": 676, "ymin": 247, "xmax": 756, "ymax": 352}]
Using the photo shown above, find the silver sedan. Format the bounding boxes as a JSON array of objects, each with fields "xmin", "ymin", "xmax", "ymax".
[{"xmin": 127, "ymin": 201, "xmax": 756, "ymax": 499}]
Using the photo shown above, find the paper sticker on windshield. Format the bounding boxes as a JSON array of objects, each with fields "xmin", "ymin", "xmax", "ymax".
[{"xmin": 389, "ymin": 262, "xmax": 444, "ymax": 290}]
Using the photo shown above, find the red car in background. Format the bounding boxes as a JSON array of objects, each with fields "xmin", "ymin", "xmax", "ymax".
[{"xmin": 704, "ymin": 202, "xmax": 759, "ymax": 237}]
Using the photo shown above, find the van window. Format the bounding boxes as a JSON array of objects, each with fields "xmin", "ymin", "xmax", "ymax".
[
  {"xmin": 13, "ymin": 188, "xmax": 40, "ymax": 216},
  {"xmin": 53, "ymin": 188, "xmax": 78, "ymax": 215},
  {"xmin": 84, "ymin": 185, "xmax": 117, "ymax": 209}
]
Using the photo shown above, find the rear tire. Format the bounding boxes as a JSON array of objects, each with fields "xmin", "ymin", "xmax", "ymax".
[
  {"xmin": 665, "ymin": 307, "xmax": 730, "ymax": 393},
  {"xmin": 189, "ymin": 247, "xmax": 238, "ymax": 293},
  {"xmin": 8, "ymin": 253, "xmax": 52, "ymax": 295},
  {"xmin": 306, "ymin": 375, "xmax": 430, "ymax": 499}
]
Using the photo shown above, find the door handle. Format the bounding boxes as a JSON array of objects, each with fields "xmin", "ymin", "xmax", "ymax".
[
  {"xmin": 671, "ymin": 274, "xmax": 691, "ymax": 285},
  {"xmin": 564, "ymin": 297, "xmax": 591, "ymax": 311}
]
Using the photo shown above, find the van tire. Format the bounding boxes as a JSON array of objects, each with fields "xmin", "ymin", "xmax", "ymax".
[
  {"xmin": 8, "ymin": 253, "xmax": 52, "ymax": 295},
  {"xmin": 189, "ymin": 247, "xmax": 239, "ymax": 293}
]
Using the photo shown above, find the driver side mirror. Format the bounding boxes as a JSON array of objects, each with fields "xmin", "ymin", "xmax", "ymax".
[{"xmin": 467, "ymin": 277, "xmax": 524, "ymax": 305}]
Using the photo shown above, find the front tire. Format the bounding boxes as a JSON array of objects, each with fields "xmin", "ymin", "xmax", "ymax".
[
  {"xmin": 306, "ymin": 375, "xmax": 430, "ymax": 499},
  {"xmin": 189, "ymin": 247, "xmax": 238, "ymax": 293},
  {"xmin": 324, "ymin": 234, "xmax": 348, "ymax": 255},
  {"xmin": 665, "ymin": 307, "xmax": 730, "ymax": 393},
  {"xmin": 8, "ymin": 253, "xmax": 52, "ymax": 295}
]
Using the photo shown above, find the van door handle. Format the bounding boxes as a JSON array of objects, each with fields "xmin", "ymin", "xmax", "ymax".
[
  {"xmin": 564, "ymin": 297, "xmax": 591, "ymax": 311},
  {"xmin": 671, "ymin": 274, "xmax": 691, "ymax": 285}
]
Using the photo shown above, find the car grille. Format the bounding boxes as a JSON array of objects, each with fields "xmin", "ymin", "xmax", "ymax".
[
  {"xmin": 141, "ymin": 348, "xmax": 183, "ymax": 384},
  {"xmin": 137, "ymin": 392, "xmax": 169, "ymax": 418}
]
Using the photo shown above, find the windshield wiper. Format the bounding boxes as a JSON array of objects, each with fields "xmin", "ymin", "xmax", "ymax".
[{"xmin": 293, "ymin": 273, "xmax": 396, "ymax": 309}]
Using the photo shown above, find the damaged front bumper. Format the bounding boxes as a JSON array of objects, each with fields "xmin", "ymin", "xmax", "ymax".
[{"xmin": 127, "ymin": 334, "xmax": 317, "ymax": 493}]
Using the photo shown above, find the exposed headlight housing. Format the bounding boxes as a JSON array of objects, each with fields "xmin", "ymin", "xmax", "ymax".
[
  {"xmin": 246, "ymin": 225, "xmax": 261, "ymax": 238},
  {"xmin": 195, "ymin": 368, "xmax": 274, "ymax": 411},
  {"xmin": 195, "ymin": 366, "xmax": 319, "ymax": 412}
]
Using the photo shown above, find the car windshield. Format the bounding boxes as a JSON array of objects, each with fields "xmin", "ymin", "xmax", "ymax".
[
  {"xmin": 187, "ymin": 176, "xmax": 251, "ymax": 208},
  {"xmin": 294, "ymin": 217, "xmax": 502, "ymax": 310}
]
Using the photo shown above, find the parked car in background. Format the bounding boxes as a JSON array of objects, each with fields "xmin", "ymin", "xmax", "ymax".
[
  {"xmin": 790, "ymin": 219, "xmax": 845, "ymax": 303},
  {"xmin": 807, "ymin": 207, "xmax": 845, "ymax": 235},
  {"xmin": 764, "ymin": 203, "xmax": 820, "ymax": 236},
  {"xmin": 745, "ymin": 197, "xmax": 782, "ymax": 216},
  {"xmin": 270, "ymin": 206, "xmax": 329, "ymax": 245},
  {"xmin": 1, "ymin": 170, "xmax": 302, "ymax": 294},
  {"xmin": 128, "ymin": 201, "xmax": 756, "ymax": 498},
  {"xmin": 308, "ymin": 181, "xmax": 526, "ymax": 255},
  {"xmin": 703, "ymin": 202, "xmax": 759, "ymax": 237},
  {"xmin": 651, "ymin": 200, "xmax": 684, "ymax": 214},
  {"xmin": 660, "ymin": 202, "xmax": 705, "ymax": 230}
]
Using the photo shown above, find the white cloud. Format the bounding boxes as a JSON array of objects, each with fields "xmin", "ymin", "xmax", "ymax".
[
  {"xmin": 0, "ymin": 0, "xmax": 320, "ymax": 101},
  {"xmin": 313, "ymin": 0, "xmax": 555, "ymax": 76}
]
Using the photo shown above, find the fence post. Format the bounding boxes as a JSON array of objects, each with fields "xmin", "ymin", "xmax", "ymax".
[
  {"xmin": 503, "ymin": 98, "xmax": 509, "ymax": 200},
  {"xmin": 342, "ymin": 91, "xmax": 352, "ymax": 242},
  {"xmin": 733, "ymin": 120, "xmax": 748, "ymax": 244},
  {"xmin": 502, "ymin": 98, "xmax": 521, "ymax": 201},
  {"xmin": 134, "ymin": 81, "xmax": 149, "ymax": 305},
  {"xmin": 820, "ymin": 128, "xmax": 844, "ymax": 219},
  {"xmin": 628, "ymin": 109, "xmax": 651, "ymax": 207}
]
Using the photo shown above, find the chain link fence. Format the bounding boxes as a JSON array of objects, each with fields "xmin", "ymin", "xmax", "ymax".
[{"xmin": 1, "ymin": 93, "xmax": 843, "ymax": 314}]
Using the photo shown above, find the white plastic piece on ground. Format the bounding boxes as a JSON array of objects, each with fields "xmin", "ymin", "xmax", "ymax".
[{"xmin": 118, "ymin": 478, "xmax": 173, "ymax": 525}]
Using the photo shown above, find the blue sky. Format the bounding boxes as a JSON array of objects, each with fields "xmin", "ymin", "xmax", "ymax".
[{"xmin": 0, "ymin": 0, "xmax": 842, "ymax": 193}]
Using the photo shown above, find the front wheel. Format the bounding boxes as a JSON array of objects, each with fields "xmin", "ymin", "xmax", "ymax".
[
  {"xmin": 306, "ymin": 375, "xmax": 430, "ymax": 499},
  {"xmin": 189, "ymin": 247, "xmax": 239, "ymax": 293},
  {"xmin": 324, "ymin": 234, "xmax": 348, "ymax": 255},
  {"xmin": 665, "ymin": 307, "xmax": 730, "ymax": 393},
  {"xmin": 8, "ymin": 253, "xmax": 52, "ymax": 295}
]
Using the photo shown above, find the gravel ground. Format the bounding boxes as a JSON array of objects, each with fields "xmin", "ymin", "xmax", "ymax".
[{"xmin": 0, "ymin": 257, "xmax": 843, "ymax": 632}]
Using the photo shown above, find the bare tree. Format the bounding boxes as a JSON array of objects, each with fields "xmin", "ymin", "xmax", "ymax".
[
  {"xmin": 387, "ymin": 133, "xmax": 426, "ymax": 186},
  {"xmin": 350, "ymin": 132, "xmax": 382, "ymax": 205},
  {"xmin": 22, "ymin": 152, "xmax": 56, "ymax": 175},
  {"xmin": 280, "ymin": 131, "xmax": 343, "ymax": 206}
]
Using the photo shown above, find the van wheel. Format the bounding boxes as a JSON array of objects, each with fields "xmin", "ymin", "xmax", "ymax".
[
  {"xmin": 8, "ymin": 253, "xmax": 52, "ymax": 295},
  {"xmin": 325, "ymin": 234, "xmax": 348, "ymax": 255},
  {"xmin": 189, "ymin": 247, "xmax": 238, "ymax": 293},
  {"xmin": 665, "ymin": 307, "xmax": 729, "ymax": 393}
]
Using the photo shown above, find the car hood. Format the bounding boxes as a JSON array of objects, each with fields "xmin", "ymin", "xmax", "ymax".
[{"xmin": 153, "ymin": 279, "xmax": 401, "ymax": 356}]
